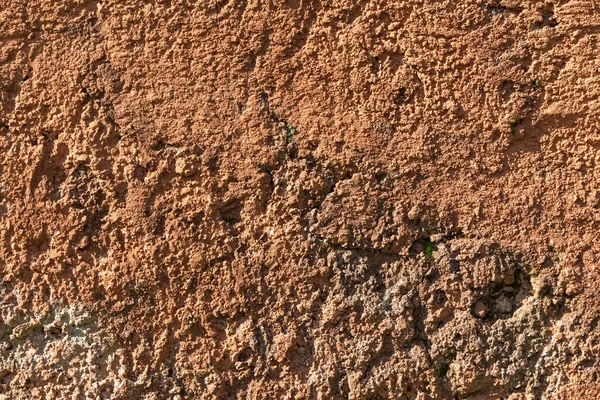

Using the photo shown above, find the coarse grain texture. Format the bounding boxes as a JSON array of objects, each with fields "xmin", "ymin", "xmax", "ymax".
[{"xmin": 0, "ymin": 0, "xmax": 599, "ymax": 399}]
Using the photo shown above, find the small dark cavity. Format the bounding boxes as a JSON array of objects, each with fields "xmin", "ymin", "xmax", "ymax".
[
  {"xmin": 259, "ymin": 91, "xmax": 269, "ymax": 106},
  {"xmin": 153, "ymin": 215, "xmax": 166, "ymax": 236},
  {"xmin": 73, "ymin": 163, "xmax": 90, "ymax": 178},
  {"xmin": 81, "ymin": 87, "xmax": 91, "ymax": 98},
  {"xmin": 438, "ymin": 363, "xmax": 449, "ymax": 378},
  {"xmin": 236, "ymin": 101, "xmax": 245, "ymax": 114},
  {"xmin": 483, "ymin": 3, "xmax": 507, "ymax": 16},
  {"xmin": 150, "ymin": 138, "xmax": 166, "ymax": 151},
  {"xmin": 246, "ymin": 53, "xmax": 257, "ymax": 71},
  {"xmin": 374, "ymin": 171, "xmax": 387, "ymax": 183},
  {"xmin": 287, "ymin": 144, "xmax": 298, "ymax": 159},
  {"xmin": 371, "ymin": 56, "xmax": 381, "ymax": 76},
  {"xmin": 484, "ymin": 3, "xmax": 523, "ymax": 17},
  {"xmin": 44, "ymin": 325, "xmax": 63, "ymax": 339},
  {"xmin": 237, "ymin": 348, "xmax": 252, "ymax": 362},
  {"xmin": 499, "ymin": 80, "xmax": 516, "ymax": 101},
  {"xmin": 394, "ymin": 87, "xmax": 407, "ymax": 105},
  {"xmin": 132, "ymin": 165, "xmax": 146, "ymax": 181},
  {"xmin": 218, "ymin": 199, "xmax": 243, "ymax": 225},
  {"xmin": 536, "ymin": 7, "xmax": 558, "ymax": 28},
  {"xmin": 115, "ymin": 183, "xmax": 128, "ymax": 202},
  {"xmin": 413, "ymin": 237, "xmax": 436, "ymax": 259},
  {"xmin": 264, "ymin": 169, "xmax": 275, "ymax": 192},
  {"xmin": 0, "ymin": 371, "xmax": 15, "ymax": 386},
  {"xmin": 510, "ymin": 118, "xmax": 524, "ymax": 135},
  {"xmin": 479, "ymin": 267, "xmax": 533, "ymax": 322},
  {"xmin": 433, "ymin": 290, "xmax": 447, "ymax": 306}
]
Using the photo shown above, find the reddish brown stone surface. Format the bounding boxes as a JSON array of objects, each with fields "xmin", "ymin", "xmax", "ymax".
[{"xmin": 1, "ymin": 1, "xmax": 599, "ymax": 399}]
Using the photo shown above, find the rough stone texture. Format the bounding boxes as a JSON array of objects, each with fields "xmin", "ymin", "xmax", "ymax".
[{"xmin": 1, "ymin": 0, "xmax": 600, "ymax": 399}]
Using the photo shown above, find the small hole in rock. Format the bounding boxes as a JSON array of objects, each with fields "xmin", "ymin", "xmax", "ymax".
[{"xmin": 237, "ymin": 348, "xmax": 252, "ymax": 362}]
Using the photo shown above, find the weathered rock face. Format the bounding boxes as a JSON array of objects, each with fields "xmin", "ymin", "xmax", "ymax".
[{"xmin": 1, "ymin": 1, "xmax": 600, "ymax": 399}]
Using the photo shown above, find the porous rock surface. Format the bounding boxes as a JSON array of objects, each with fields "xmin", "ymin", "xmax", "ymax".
[{"xmin": 1, "ymin": 1, "xmax": 600, "ymax": 399}]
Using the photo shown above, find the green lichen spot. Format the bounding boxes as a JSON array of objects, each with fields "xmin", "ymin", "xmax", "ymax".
[
  {"xmin": 423, "ymin": 239, "xmax": 436, "ymax": 258},
  {"xmin": 283, "ymin": 122, "xmax": 297, "ymax": 139}
]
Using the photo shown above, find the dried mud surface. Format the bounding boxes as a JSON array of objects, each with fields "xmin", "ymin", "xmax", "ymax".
[{"xmin": 1, "ymin": 1, "xmax": 600, "ymax": 399}]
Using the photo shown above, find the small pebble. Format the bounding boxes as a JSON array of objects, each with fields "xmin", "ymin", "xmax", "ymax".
[
  {"xmin": 407, "ymin": 205, "xmax": 420, "ymax": 220},
  {"xmin": 473, "ymin": 301, "xmax": 487, "ymax": 318},
  {"xmin": 175, "ymin": 157, "xmax": 197, "ymax": 177}
]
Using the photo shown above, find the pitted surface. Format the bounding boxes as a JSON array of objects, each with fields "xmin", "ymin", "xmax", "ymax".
[{"xmin": 1, "ymin": 1, "xmax": 600, "ymax": 398}]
